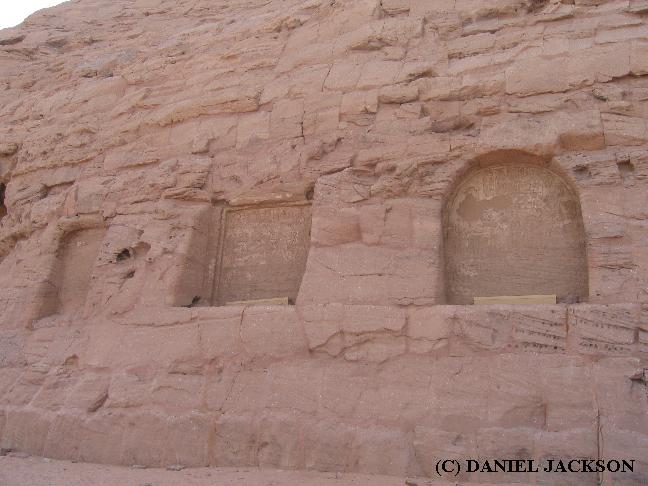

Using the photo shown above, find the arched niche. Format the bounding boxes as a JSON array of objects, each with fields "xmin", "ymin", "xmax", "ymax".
[{"xmin": 443, "ymin": 154, "xmax": 588, "ymax": 304}]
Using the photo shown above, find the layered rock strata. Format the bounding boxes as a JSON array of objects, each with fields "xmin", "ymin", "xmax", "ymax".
[{"xmin": 0, "ymin": 0, "xmax": 647, "ymax": 483}]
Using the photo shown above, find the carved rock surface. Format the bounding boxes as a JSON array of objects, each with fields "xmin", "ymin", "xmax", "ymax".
[{"xmin": 0, "ymin": 0, "xmax": 647, "ymax": 483}]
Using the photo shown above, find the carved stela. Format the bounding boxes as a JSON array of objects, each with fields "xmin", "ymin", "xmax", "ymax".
[
  {"xmin": 213, "ymin": 203, "xmax": 312, "ymax": 305},
  {"xmin": 445, "ymin": 165, "xmax": 588, "ymax": 304}
]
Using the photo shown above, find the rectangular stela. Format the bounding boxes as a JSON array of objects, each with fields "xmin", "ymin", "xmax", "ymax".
[
  {"xmin": 213, "ymin": 203, "xmax": 312, "ymax": 306},
  {"xmin": 57, "ymin": 228, "xmax": 106, "ymax": 314}
]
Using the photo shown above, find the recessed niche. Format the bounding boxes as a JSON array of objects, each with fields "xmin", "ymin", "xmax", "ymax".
[
  {"xmin": 212, "ymin": 203, "xmax": 312, "ymax": 306},
  {"xmin": 56, "ymin": 227, "xmax": 106, "ymax": 314},
  {"xmin": 444, "ymin": 164, "xmax": 588, "ymax": 304}
]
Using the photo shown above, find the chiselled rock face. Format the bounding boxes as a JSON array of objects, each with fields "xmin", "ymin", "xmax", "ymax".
[
  {"xmin": 445, "ymin": 164, "xmax": 588, "ymax": 304},
  {"xmin": 53, "ymin": 227, "xmax": 106, "ymax": 315},
  {"xmin": 0, "ymin": 0, "xmax": 647, "ymax": 482}
]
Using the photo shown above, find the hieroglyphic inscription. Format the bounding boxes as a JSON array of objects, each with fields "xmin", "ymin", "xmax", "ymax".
[
  {"xmin": 445, "ymin": 165, "xmax": 588, "ymax": 304},
  {"xmin": 214, "ymin": 204, "xmax": 312, "ymax": 305}
]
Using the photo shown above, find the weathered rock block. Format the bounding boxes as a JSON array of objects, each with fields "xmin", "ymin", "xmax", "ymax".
[{"xmin": 0, "ymin": 0, "xmax": 647, "ymax": 483}]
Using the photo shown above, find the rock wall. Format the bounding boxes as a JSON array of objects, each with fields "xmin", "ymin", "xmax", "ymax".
[{"xmin": 0, "ymin": 0, "xmax": 647, "ymax": 483}]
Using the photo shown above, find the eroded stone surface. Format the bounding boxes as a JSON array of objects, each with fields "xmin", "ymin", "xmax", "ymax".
[
  {"xmin": 0, "ymin": 0, "xmax": 647, "ymax": 483},
  {"xmin": 53, "ymin": 227, "xmax": 106, "ymax": 316}
]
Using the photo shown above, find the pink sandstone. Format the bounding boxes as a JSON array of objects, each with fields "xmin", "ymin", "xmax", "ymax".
[{"xmin": 0, "ymin": 0, "xmax": 647, "ymax": 484}]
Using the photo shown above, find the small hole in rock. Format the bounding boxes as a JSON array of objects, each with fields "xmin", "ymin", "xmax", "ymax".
[
  {"xmin": 527, "ymin": 0, "xmax": 549, "ymax": 12},
  {"xmin": 116, "ymin": 248, "xmax": 131, "ymax": 261},
  {"xmin": 617, "ymin": 160, "xmax": 635, "ymax": 184},
  {"xmin": 184, "ymin": 296, "xmax": 201, "ymax": 308},
  {"xmin": 573, "ymin": 165, "xmax": 590, "ymax": 180},
  {"xmin": 125, "ymin": 270, "xmax": 135, "ymax": 279},
  {"xmin": 305, "ymin": 187, "xmax": 315, "ymax": 201}
]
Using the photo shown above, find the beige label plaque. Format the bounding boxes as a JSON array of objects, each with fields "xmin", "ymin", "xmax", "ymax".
[
  {"xmin": 214, "ymin": 204, "xmax": 312, "ymax": 305},
  {"xmin": 474, "ymin": 294, "xmax": 557, "ymax": 305}
]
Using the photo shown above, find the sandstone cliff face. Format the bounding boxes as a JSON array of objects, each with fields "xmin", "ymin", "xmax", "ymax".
[{"xmin": 0, "ymin": 0, "xmax": 647, "ymax": 483}]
